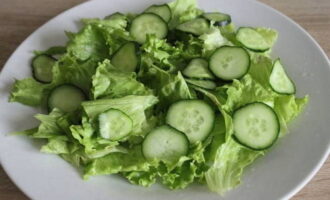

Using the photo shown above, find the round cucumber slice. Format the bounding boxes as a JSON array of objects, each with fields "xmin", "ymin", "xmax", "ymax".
[
  {"xmin": 209, "ymin": 46, "xmax": 250, "ymax": 81},
  {"xmin": 99, "ymin": 109, "xmax": 133, "ymax": 141},
  {"xmin": 142, "ymin": 125, "xmax": 189, "ymax": 162},
  {"xmin": 130, "ymin": 13, "xmax": 168, "ymax": 44},
  {"xmin": 166, "ymin": 100, "xmax": 215, "ymax": 143},
  {"xmin": 233, "ymin": 102, "xmax": 280, "ymax": 150},
  {"xmin": 32, "ymin": 55, "xmax": 56, "ymax": 83},
  {"xmin": 48, "ymin": 84, "xmax": 86, "ymax": 112}
]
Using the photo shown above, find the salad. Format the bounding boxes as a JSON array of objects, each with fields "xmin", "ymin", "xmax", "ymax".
[{"xmin": 9, "ymin": 0, "xmax": 308, "ymax": 195}]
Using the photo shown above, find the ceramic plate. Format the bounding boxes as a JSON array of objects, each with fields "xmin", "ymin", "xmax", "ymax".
[{"xmin": 0, "ymin": 0, "xmax": 329, "ymax": 199}]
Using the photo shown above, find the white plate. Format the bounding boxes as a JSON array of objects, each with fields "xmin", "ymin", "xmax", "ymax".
[{"xmin": 0, "ymin": 0, "xmax": 329, "ymax": 199}]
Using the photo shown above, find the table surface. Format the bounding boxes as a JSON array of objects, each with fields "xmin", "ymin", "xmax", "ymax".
[{"xmin": 0, "ymin": 0, "xmax": 329, "ymax": 199}]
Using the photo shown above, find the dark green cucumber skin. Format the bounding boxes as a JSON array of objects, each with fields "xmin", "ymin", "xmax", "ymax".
[
  {"xmin": 202, "ymin": 12, "xmax": 232, "ymax": 27},
  {"xmin": 166, "ymin": 99, "xmax": 215, "ymax": 143},
  {"xmin": 141, "ymin": 125, "xmax": 189, "ymax": 160},
  {"xmin": 236, "ymin": 27, "xmax": 270, "ymax": 52},
  {"xmin": 144, "ymin": 4, "xmax": 172, "ymax": 22},
  {"xmin": 175, "ymin": 18, "xmax": 210, "ymax": 36},
  {"xmin": 269, "ymin": 59, "xmax": 296, "ymax": 95},
  {"xmin": 47, "ymin": 84, "xmax": 87, "ymax": 113},
  {"xmin": 232, "ymin": 102, "xmax": 280, "ymax": 151},
  {"xmin": 111, "ymin": 42, "xmax": 140, "ymax": 72},
  {"xmin": 209, "ymin": 46, "xmax": 251, "ymax": 81},
  {"xmin": 183, "ymin": 57, "xmax": 215, "ymax": 81},
  {"xmin": 185, "ymin": 78, "xmax": 216, "ymax": 90},
  {"xmin": 31, "ymin": 54, "xmax": 56, "ymax": 83}
]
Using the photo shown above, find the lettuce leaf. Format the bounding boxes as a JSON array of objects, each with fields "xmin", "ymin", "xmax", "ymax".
[
  {"xmin": 123, "ymin": 170, "xmax": 157, "ymax": 187},
  {"xmin": 10, "ymin": 54, "xmax": 99, "ymax": 106},
  {"xmin": 205, "ymin": 138, "xmax": 263, "ymax": 194},
  {"xmin": 139, "ymin": 57, "xmax": 195, "ymax": 107},
  {"xmin": 168, "ymin": 0, "xmax": 203, "ymax": 29},
  {"xmin": 40, "ymin": 136, "xmax": 70, "ymax": 154},
  {"xmin": 199, "ymin": 27, "xmax": 228, "ymax": 56},
  {"xmin": 84, "ymin": 145, "xmax": 152, "ymax": 179},
  {"xmin": 82, "ymin": 95, "xmax": 158, "ymax": 136},
  {"xmin": 274, "ymin": 95, "xmax": 309, "ymax": 137},
  {"xmin": 9, "ymin": 78, "xmax": 49, "ymax": 106},
  {"xmin": 248, "ymin": 55, "xmax": 273, "ymax": 88},
  {"xmin": 92, "ymin": 59, "xmax": 152, "ymax": 99},
  {"xmin": 67, "ymin": 25, "xmax": 109, "ymax": 61},
  {"xmin": 159, "ymin": 72, "xmax": 195, "ymax": 107},
  {"xmin": 141, "ymin": 35, "xmax": 183, "ymax": 72},
  {"xmin": 218, "ymin": 75, "xmax": 275, "ymax": 113}
]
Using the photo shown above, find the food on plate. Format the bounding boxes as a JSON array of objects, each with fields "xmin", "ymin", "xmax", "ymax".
[{"xmin": 9, "ymin": 0, "xmax": 308, "ymax": 195}]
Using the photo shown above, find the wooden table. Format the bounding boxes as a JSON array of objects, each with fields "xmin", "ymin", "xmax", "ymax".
[{"xmin": 0, "ymin": 0, "xmax": 329, "ymax": 199}]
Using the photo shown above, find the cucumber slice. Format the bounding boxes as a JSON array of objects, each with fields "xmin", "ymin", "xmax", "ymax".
[
  {"xmin": 186, "ymin": 79, "xmax": 216, "ymax": 90},
  {"xmin": 130, "ymin": 13, "xmax": 168, "ymax": 44},
  {"xmin": 233, "ymin": 102, "xmax": 280, "ymax": 150},
  {"xmin": 48, "ymin": 84, "xmax": 86, "ymax": 112},
  {"xmin": 32, "ymin": 55, "xmax": 56, "ymax": 83},
  {"xmin": 182, "ymin": 58, "xmax": 215, "ymax": 80},
  {"xmin": 236, "ymin": 27, "xmax": 271, "ymax": 52},
  {"xmin": 144, "ymin": 4, "xmax": 171, "ymax": 22},
  {"xmin": 142, "ymin": 125, "xmax": 189, "ymax": 162},
  {"xmin": 111, "ymin": 42, "xmax": 138, "ymax": 72},
  {"xmin": 166, "ymin": 100, "xmax": 215, "ymax": 143},
  {"xmin": 269, "ymin": 59, "xmax": 296, "ymax": 94},
  {"xmin": 99, "ymin": 109, "xmax": 133, "ymax": 141},
  {"xmin": 203, "ymin": 12, "xmax": 231, "ymax": 26},
  {"xmin": 209, "ymin": 46, "xmax": 250, "ymax": 80},
  {"xmin": 176, "ymin": 18, "xmax": 210, "ymax": 36}
]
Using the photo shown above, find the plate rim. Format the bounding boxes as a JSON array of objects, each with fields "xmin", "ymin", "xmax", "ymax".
[{"xmin": 0, "ymin": 0, "xmax": 329, "ymax": 199}]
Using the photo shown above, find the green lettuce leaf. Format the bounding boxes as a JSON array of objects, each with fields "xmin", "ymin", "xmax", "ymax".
[
  {"xmin": 9, "ymin": 78, "xmax": 49, "ymax": 106},
  {"xmin": 247, "ymin": 28, "xmax": 278, "ymax": 61},
  {"xmin": 248, "ymin": 55, "xmax": 273, "ymax": 88},
  {"xmin": 33, "ymin": 109, "xmax": 68, "ymax": 138},
  {"xmin": 142, "ymin": 35, "xmax": 183, "ymax": 72},
  {"xmin": 199, "ymin": 27, "xmax": 228, "ymax": 56},
  {"xmin": 51, "ymin": 55, "xmax": 98, "ymax": 96},
  {"xmin": 70, "ymin": 116, "xmax": 126, "ymax": 158},
  {"xmin": 274, "ymin": 95, "xmax": 309, "ymax": 137},
  {"xmin": 205, "ymin": 138, "xmax": 263, "ymax": 194},
  {"xmin": 10, "ymin": 54, "xmax": 99, "ymax": 107},
  {"xmin": 83, "ymin": 145, "xmax": 153, "ymax": 179},
  {"xmin": 159, "ymin": 72, "xmax": 196, "ymax": 107},
  {"xmin": 123, "ymin": 170, "xmax": 157, "ymax": 187},
  {"xmin": 92, "ymin": 59, "xmax": 152, "ymax": 99},
  {"xmin": 158, "ymin": 142, "xmax": 206, "ymax": 189},
  {"xmin": 82, "ymin": 95, "xmax": 158, "ymax": 136},
  {"xmin": 219, "ymin": 23, "xmax": 239, "ymax": 45},
  {"xmin": 218, "ymin": 75, "xmax": 275, "ymax": 113},
  {"xmin": 82, "ymin": 16, "xmax": 127, "ymax": 30},
  {"xmin": 168, "ymin": 0, "xmax": 203, "ymax": 29},
  {"xmin": 67, "ymin": 25, "xmax": 109, "ymax": 61},
  {"xmin": 175, "ymin": 34, "xmax": 203, "ymax": 59},
  {"xmin": 255, "ymin": 27, "xmax": 278, "ymax": 49},
  {"xmin": 82, "ymin": 15, "xmax": 133, "ymax": 55},
  {"xmin": 139, "ymin": 57, "xmax": 195, "ymax": 107},
  {"xmin": 40, "ymin": 136, "xmax": 70, "ymax": 154}
]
